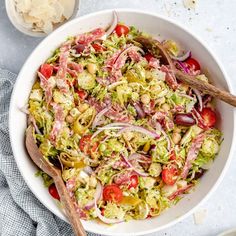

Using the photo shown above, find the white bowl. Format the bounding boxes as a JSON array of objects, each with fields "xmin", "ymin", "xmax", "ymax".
[
  {"xmin": 9, "ymin": 9, "xmax": 236, "ymax": 236},
  {"xmin": 5, "ymin": 0, "xmax": 80, "ymax": 37}
]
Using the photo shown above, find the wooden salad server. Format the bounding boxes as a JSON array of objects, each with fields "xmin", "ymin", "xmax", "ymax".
[{"xmin": 25, "ymin": 126, "xmax": 87, "ymax": 236}]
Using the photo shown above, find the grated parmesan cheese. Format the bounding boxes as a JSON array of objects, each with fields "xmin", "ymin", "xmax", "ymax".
[
  {"xmin": 193, "ymin": 208, "xmax": 208, "ymax": 225},
  {"xmin": 14, "ymin": 0, "xmax": 75, "ymax": 34},
  {"xmin": 183, "ymin": 0, "xmax": 197, "ymax": 9}
]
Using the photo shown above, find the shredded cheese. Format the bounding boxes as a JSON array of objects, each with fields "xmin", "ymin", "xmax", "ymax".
[
  {"xmin": 14, "ymin": 0, "xmax": 75, "ymax": 33},
  {"xmin": 193, "ymin": 208, "xmax": 208, "ymax": 225},
  {"xmin": 183, "ymin": 0, "xmax": 197, "ymax": 9}
]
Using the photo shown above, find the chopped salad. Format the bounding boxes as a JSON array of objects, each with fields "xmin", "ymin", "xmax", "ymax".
[{"xmin": 28, "ymin": 21, "xmax": 222, "ymax": 224}]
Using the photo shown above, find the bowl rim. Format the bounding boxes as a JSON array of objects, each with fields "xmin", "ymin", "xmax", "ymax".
[
  {"xmin": 5, "ymin": 0, "xmax": 80, "ymax": 37},
  {"xmin": 9, "ymin": 8, "xmax": 236, "ymax": 236}
]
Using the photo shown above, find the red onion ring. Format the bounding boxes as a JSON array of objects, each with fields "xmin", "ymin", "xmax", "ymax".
[
  {"xmin": 94, "ymin": 200, "xmax": 124, "ymax": 224},
  {"xmin": 192, "ymin": 88, "xmax": 203, "ymax": 111},
  {"xmin": 176, "ymin": 61, "xmax": 190, "ymax": 74},
  {"xmin": 28, "ymin": 115, "xmax": 42, "ymax": 135},
  {"xmin": 91, "ymin": 122, "xmax": 130, "ymax": 139},
  {"xmin": 168, "ymin": 184, "xmax": 193, "ymax": 200},
  {"xmin": 133, "ymin": 102, "xmax": 145, "ymax": 118},
  {"xmin": 129, "ymin": 153, "xmax": 152, "ymax": 164},
  {"xmin": 105, "ymin": 11, "xmax": 118, "ymax": 36},
  {"xmin": 84, "ymin": 180, "xmax": 103, "ymax": 210},
  {"xmin": 92, "ymin": 107, "xmax": 110, "ymax": 129},
  {"xmin": 121, "ymin": 154, "xmax": 149, "ymax": 177},
  {"xmin": 170, "ymin": 51, "xmax": 191, "ymax": 62}
]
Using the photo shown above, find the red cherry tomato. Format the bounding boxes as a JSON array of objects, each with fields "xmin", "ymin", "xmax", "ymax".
[
  {"xmin": 144, "ymin": 53, "xmax": 154, "ymax": 62},
  {"xmin": 114, "ymin": 24, "xmax": 130, "ymax": 37},
  {"xmin": 199, "ymin": 107, "xmax": 217, "ymax": 127},
  {"xmin": 128, "ymin": 175, "xmax": 139, "ymax": 189},
  {"xmin": 79, "ymin": 135, "xmax": 92, "ymax": 153},
  {"xmin": 92, "ymin": 43, "xmax": 105, "ymax": 52},
  {"xmin": 40, "ymin": 64, "xmax": 53, "ymax": 79},
  {"xmin": 103, "ymin": 184, "xmax": 123, "ymax": 203},
  {"xmin": 48, "ymin": 183, "xmax": 60, "ymax": 200},
  {"xmin": 162, "ymin": 166, "xmax": 178, "ymax": 185},
  {"xmin": 76, "ymin": 90, "xmax": 87, "ymax": 100},
  {"xmin": 184, "ymin": 58, "xmax": 201, "ymax": 71}
]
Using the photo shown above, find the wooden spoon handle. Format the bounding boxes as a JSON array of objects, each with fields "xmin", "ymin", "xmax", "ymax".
[
  {"xmin": 175, "ymin": 70, "xmax": 236, "ymax": 107},
  {"xmin": 53, "ymin": 176, "xmax": 87, "ymax": 236}
]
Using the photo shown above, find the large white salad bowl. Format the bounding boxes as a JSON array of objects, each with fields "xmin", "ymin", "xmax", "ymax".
[{"xmin": 9, "ymin": 9, "xmax": 236, "ymax": 236}]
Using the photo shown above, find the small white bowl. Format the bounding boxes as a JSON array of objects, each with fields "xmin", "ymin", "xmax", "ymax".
[
  {"xmin": 5, "ymin": 0, "xmax": 80, "ymax": 37},
  {"xmin": 9, "ymin": 9, "xmax": 236, "ymax": 236}
]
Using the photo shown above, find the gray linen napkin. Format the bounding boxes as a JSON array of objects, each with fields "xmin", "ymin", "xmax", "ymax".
[{"xmin": 0, "ymin": 69, "xmax": 98, "ymax": 236}]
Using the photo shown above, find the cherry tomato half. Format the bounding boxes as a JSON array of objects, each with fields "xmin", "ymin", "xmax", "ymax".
[
  {"xmin": 40, "ymin": 64, "xmax": 53, "ymax": 79},
  {"xmin": 76, "ymin": 89, "xmax": 87, "ymax": 100},
  {"xmin": 162, "ymin": 166, "xmax": 178, "ymax": 186},
  {"xmin": 199, "ymin": 107, "xmax": 217, "ymax": 128},
  {"xmin": 48, "ymin": 183, "xmax": 60, "ymax": 200},
  {"xmin": 79, "ymin": 135, "xmax": 92, "ymax": 152},
  {"xmin": 128, "ymin": 175, "xmax": 139, "ymax": 189},
  {"xmin": 92, "ymin": 43, "xmax": 106, "ymax": 52},
  {"xmin": 103, "ymin": 184, "xmax": 123, "ymax": 203},
  {"xmin": 144, "ymin": 53, "xmax": 154, "ymax": 62},
  {"xmin": 184, "ymin": 58, "xmax": 201, "ymax": 72},
  {"xmin": 114, "ymin": 24, "xmax": 130, "ymax": 37}
]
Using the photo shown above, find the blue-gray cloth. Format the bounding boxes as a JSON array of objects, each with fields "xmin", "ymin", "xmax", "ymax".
[{"xmin": 0, "ymin": 69, "xmax": 98, "ymax": 236}]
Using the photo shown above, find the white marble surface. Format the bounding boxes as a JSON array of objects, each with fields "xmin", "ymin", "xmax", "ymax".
[{"xmin": 1, "ymin": 0, "xmax": 236, "ymax": 235}]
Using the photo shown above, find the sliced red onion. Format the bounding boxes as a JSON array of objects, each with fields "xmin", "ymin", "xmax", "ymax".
[
  {"xmin": 107, "ymin": 80, "xmax": 127, "ymax": 90},
  {"xmin": 170, "ymin": 51, "xmax": 191, "ymax": 62},
  {"xmin": 28, "ymin": 115, "xmax": 42, "ymax": 135},
  {"xmin": 168, "ymin": 184, "xmax": 193, "ymax": 200},
  {"xmin": 84, "ymin": 181, "xmax": 103, "ymax": 210},
  {"xmin": 121, "ymin": 154, "xmax": 149, "ymax": 177},
  {"xmin": 105, "ymin": 11, "xmax": 118, "ymax": 37},
  {"xmin": 83, "ymin": 166, "xmax": 93, "ymax": 175},
  {"xmin": 176, "ymin": 61, "xmax": 190, "ymax": 74},
  {"xmin": 133, "ymin": 103, "xmax": 145, "ymax": 118},
  {"xmin": 129, "ymin": 153, "xmax": 152, "ymax": 164},
  {"xmin": 114, "ymin": 45, "xmax": 144, "ymax": 66},
  {"xmin": 91, "ymin": 126, "xmax": 121, "ymax": 139},
  {"xmin": 91, "ymin": 122, "xmax": 130, "ymax": 139},
  {"xmin": 118, "ymin": 126, "xmax": 160, "ymax": 139},
  {"xmin": 92, "ymin": 107, "xmax": 110, "ymax": 129},
  {"xmin": 102, "ymin": 122, "xmax": 131, "ymax": 128},
  {"xmin": 95, "ymin": 200, "xmax": 124, "ymax": 224},
  {"xmin": 193, "ymin": 88, "xmax": 203, "ymax": 111}
]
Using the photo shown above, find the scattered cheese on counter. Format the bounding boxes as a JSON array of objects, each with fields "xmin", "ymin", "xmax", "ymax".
[
  {"xmin": 14, "ymin": 0, "xmax": 75, "ymax": 33},
  {"xmin": 193, "ymin": 208, "xmax": 208, "ymax": 225},
  {"xmin": 183, "ymin": 0, "xmax": 197, "ymax": 9}
]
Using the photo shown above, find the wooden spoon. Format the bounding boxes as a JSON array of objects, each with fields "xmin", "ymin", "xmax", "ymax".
[
  {"xmin": 25, "ymin": 126, "xmax": 87, "ymax": 236},
  {"xmin": 135, "ymin": 36, "xmax": 236, "ymax": 107}
]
